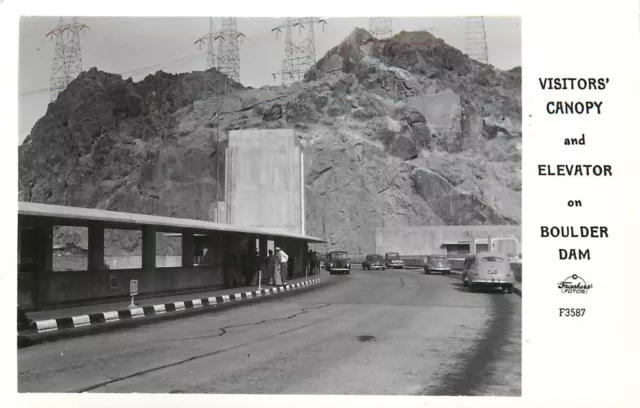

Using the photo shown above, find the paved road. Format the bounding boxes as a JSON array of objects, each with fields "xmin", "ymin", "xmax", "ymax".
[{"xmin": 18, "ymin": 267, "xmax": 521, "ymax": 395}]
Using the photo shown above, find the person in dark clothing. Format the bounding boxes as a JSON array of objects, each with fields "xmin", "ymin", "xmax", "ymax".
[
  {"xmin": 288, "ymin": 256, "xmax": 295, "ymax": 280},
  {"xmin": 17, "ymin": 306, "xmax": 32, "ymax": 332},
  {"xmin": 222, "ymin": 250, "xmax": 237, "ymax": 288},
  {"xmin": 308, "ymin": 249, "xmax": 316, "ymax": 275},
  {"xmin": 266, "ymin": 249, "xmax": 275, "ymax": 285},
  {"xmin": 240, "ymin": 249, "xmax": 252, "ymax": 286},
  {"xmin": 194, "ymin": 246, "xmax": 204, "ymax": 264}
]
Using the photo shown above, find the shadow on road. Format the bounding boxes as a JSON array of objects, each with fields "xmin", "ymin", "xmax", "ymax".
[{"xmin": 449, "ymin": 282, "xmax": 508, "ymax": 295}]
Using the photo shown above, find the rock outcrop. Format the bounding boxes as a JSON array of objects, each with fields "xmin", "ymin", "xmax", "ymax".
[{"xmin": 18, "ymin": 28, "xmax": 521, "ymax": 255}]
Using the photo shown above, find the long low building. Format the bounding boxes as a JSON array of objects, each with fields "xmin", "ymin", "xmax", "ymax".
[
  {"xmin": 18, "ymin": 202, "xmax": 325, "ymax": 311},
  {"xmin": 375, "ymin": 225, "xmax": 522, "ymax": 256}
]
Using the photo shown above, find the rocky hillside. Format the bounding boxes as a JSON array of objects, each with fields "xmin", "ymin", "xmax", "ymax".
[{"xmin": 18, "ymin": 28, "xmax": 521, "ymax": 255}]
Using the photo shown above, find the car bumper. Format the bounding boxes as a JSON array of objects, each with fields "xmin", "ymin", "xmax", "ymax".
[
  {"xmin": 426, "ymin": 266, "xmax": 451, "ymax": 271},
  {"xmin": 330, "ymin": 268, "xmax": 350, "ymax": 272},
  {"xmin": 369, "ymin": 265, "xmax": 385, "ymax": 269},
  {"xmin": 470, "ymin": 279, "xmax": 513, "ymax": 286},
  {"xmin": 389, "ymin": 264, "xmax": 404, "ymax": 268}
]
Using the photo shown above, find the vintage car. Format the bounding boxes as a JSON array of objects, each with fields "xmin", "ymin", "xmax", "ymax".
[
  {"xmin": 424, "ymin": 255, "xmax": 451, "ymax": 274},
  {"xmin": 461, "ymin": 252, "xmax": 515, "ymax": 293},
  {"xmin": 327, "ymin": 250, "xmax": 351, "ymax": 274},
  {"xmin": 362, "ymin": 254, "xmax": 385, "ymax": 270},
  {"xmin": 385, "ymin": 252, "xmax": 404, "ymax": 269}
]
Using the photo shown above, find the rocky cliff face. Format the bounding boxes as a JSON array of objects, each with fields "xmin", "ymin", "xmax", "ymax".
[{"xmin": 19, "ymin": 28, "xmax": 521, "ymax": 255}]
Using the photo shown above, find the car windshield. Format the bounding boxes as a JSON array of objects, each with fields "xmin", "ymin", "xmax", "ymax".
[
  {"xmin": 332, "ymin": 252, "xmax": 347, "ymax": 259},
  {"xmin": 387, "ymin": 253, "xmax": 399, "ymax": 259},
  {"xmin": 367, "ymin": 255, "xmax": 383, "ymax": 261},
  {"xmin": 481, "ymin": 256, "xmax": 504, "ymax": 263}
]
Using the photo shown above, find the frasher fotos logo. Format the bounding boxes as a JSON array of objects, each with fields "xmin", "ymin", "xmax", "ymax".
[{"xmin": 558, "ymin": 274, "xmax": 593, "ymax": 294}]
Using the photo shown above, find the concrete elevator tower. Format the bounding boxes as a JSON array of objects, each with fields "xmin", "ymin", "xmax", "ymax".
[{"xmin": 220, "ymin": 129, "xmax": 305, "ymax": 236}]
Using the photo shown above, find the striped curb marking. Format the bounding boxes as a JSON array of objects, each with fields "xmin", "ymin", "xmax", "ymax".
[{"xmin": 24, "ymin": 278, "xmax": 322, "ymax": 335}]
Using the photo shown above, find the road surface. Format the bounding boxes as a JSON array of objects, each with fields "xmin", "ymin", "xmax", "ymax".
[{"xmin": 18, "ymin": 267, "xmax": 521, "ymax": 395}]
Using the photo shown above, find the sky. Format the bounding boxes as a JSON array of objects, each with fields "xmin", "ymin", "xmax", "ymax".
[{"xmin": 18, "ymin": 16, "xmax": 521, "ymax": 144}]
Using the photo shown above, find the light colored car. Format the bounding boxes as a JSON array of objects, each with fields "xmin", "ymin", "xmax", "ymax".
[
  {"xmin": 461, "ymin": 252, "xmax": 516, "ymax": 294},
  {"xmin": 424, "ymin": 255, "xmax": 451, "ymax": 274},
  {"xmin": 385, "ymin": 252, "xmax": 404, "ymax": 269}
]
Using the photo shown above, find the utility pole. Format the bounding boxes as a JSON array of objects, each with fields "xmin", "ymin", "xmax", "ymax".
[
  {"xmin": 465, "ymin": 16, "xmax": 489, "ymax": 64},
  {"xmin": 46, "ymin": 17, "xmax": 90, "ymax": 102},
  {"xmin": 369, "ymin": 17, "xmax": 393, "ymax": 40},
  {"xmin": 271, "ymin": 17, "xmax": 327, "ymax": 86}
]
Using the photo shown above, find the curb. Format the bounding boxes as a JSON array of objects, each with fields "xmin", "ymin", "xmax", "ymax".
[{"xmin": 20, "ymin": 278, "xmax": 322, "ymax": 336}]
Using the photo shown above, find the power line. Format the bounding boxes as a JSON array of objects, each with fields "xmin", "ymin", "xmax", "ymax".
[
  {"xmin": 369, "ymin": 17, "xmax": 393, "ymax": 40},
  {"xmin": 271, "ymin": 17, "xmax": 327, "ymax": 87},
  {"xmin": 465, "ymin": 16, "xmax": 489, "ymax": 64},
  {"xmin": 46, "ymin": 17, "xmax": 90, "ymax": 102}
]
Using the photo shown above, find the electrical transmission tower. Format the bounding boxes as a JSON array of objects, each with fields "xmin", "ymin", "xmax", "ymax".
[
  {"xmin": 46, "ymin": 17, "xmax": 90, "ymax": 102},
  {"xmin": 195, "ymin": 17, "xmax": 245, "ymax": 84},
  {"xmin": 369, "ymin": 17, "xmax": 393, "ymax": 40},
  {"xmin": 465, "ymin": 16, "xmax": 489, "ymax": 64},
  {"xmin": 195, "ymin": 18, "xmax": 244, "ymax": 219},
  {"xmin": 217, "ymin": 18, "xmax": 245, "ymax": 84},
  {"xmin": 194, "ymin": 17, "xmax": 218, "ymax": 70},
  {"xmin": 271, "ymin": 18, "xmax": 327, "ymax": 86}
]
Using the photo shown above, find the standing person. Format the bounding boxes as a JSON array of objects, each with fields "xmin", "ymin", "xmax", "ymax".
[
  {"xmin": 288, "ymin": 256, "xmax": 294, "ymax": 280},
  {"xmin": 308, "ymin": 249, "xmax": 316, "ymax": 275},
  {"xmin": 266, "ymin": 249, "xmax": 276, "ymax": 285},
  {"xmin": 241, "ymin": 249, "xmax": 255, "ymax": 286},
  {"xmin": 274, "ymin": 247, "xmax": 289, "ymax": 287},
  {"xmin": 222, "ymin": 249, "xmax": 236, "ymax": 289},
  {"xmin": 252, "ymin": 249, "xmax": 262, "ymax": 285},
  {"xmin": 314, "ymin": 251, "xmax": 321, "ymax": 274},
  {"xmin": 194, "ymin": 245, "xmax": 203, "ymax": 265}
]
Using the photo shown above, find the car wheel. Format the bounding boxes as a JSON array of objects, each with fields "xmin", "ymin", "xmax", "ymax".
[
  {"xmin": 463, "ymin": 280, "xmax": 468, "ymax": 287},
  {"xmin": 469, "ymin": 285, "xmax": 476, "ymax": 292},
  {"xmin": 506, "ymin": 286, "xmax": 513, "ymax": 294}
]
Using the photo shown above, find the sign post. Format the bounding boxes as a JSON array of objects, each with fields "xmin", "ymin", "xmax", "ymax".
[{"xmin": 129, "ymin": 279, "xmax": 138, "ymax": 308}]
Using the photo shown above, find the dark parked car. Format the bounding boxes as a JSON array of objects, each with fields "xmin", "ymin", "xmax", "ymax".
[
  {"xmin": 424, "ymin": 255, "xmax": 451, "ymax": 274},
  {"xmin": 362, "ymin": 254, "xmax": 385, "ymax": 270},
  {"xmin": 327, "ymin": 250, "xmax": 351, "ymax": 274}
]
